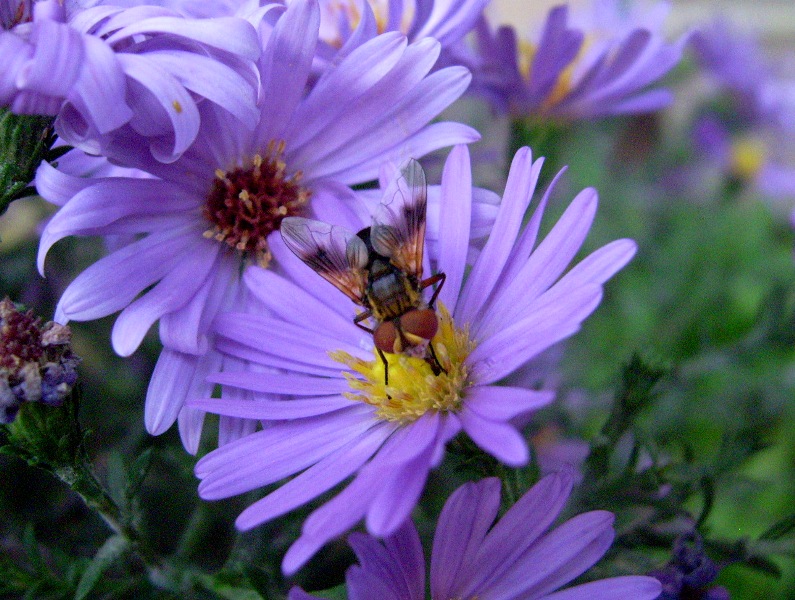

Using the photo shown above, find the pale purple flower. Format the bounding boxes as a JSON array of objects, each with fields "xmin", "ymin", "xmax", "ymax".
[
  {"xmin": 290, "ymin": 470, "xmax": 663, "ymax": 600},
  {"xmin": 688, "ymin": 19, "xmax": 795, "ymax": 209},
  {"xmin": 0, "ymin": 0, "xmax": 261, "ymax": 162},
  {"xmin": 35, "ymin": 0, "xmax": 477, "ymax": 452},
  {"xmin": 191, "ymin": 144, "xmax": 636, "ymax": 573},
  {"xmin": 309, "ymin": 0, "xmax": 488, "ymax": 52},
  {"xmin": 462, "ymin": 0, "xmax": 687, "ymax": 120}
]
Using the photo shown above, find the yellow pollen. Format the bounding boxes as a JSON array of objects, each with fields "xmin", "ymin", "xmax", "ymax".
[
  {"xmin": 330, "ymin": 304, "xmax": 475, "ymax": 425},
  {"xmin": 730, "ymin": 137, "xmax": 767, "ymax": 181},
  {"xmin": 172, "ymin": 100, "xmax": 183, "ymax": 114}
]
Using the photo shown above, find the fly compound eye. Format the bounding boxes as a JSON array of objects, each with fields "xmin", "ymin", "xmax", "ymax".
[
  {"xmin": 400, "ymin": 308, "xmax": 438, "ymax": 341},
  {"xmin": 374, "ymin": 321, "xmax": 399, "ymax": 354}
]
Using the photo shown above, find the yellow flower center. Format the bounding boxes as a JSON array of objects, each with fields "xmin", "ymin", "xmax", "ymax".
[
  {"xmin": 730, "ymin": 136, "xmax": 767, "ymax": 181},
  {"xmin": 330, "ymin": 304, "xmax": 475, "ymax": 425},
  {"xmin": 516, "ymin": 38, "xmax": 580, "ymax": 114}
]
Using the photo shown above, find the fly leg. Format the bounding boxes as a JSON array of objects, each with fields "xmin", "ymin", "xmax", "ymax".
[
  {"xmin": 421, "ymin": 272, "xmax": 446, "ymax": 308},
  {"xmin": 354, "ymin": 310, "xmax": 390, "ymax": 389}
]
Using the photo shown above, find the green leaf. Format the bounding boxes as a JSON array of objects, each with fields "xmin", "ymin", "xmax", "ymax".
[
  {"xmin": 759, "ymin": 514, "xmax": 795, "ymax": 542},
  {"xmin": 74, "ymin": 535, "xmax": 129, "ymax": 600}
]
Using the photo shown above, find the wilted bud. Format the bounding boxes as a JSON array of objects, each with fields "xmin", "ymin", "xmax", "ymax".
[{"xmin": 1, "ymin": 297, "xmax": 79, "ymax": 423}]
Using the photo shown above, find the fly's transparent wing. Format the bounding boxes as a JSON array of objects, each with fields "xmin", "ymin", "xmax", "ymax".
[
  {"xmin": 371, "ymin": 158, "xmax": 427, "ymax": 280},
  {"xmin": 280, "ymin": 217, "xmax": 368, "ymax": 304}
]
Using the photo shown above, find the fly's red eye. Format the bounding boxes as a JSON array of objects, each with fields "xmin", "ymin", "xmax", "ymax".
[
  {"xmin": 374, "ymin": 321, "xmax": 399, "ymax": 353},
  {"xmin": 400, "ymin": 309, "xmax": 438, "ymax": 341}
]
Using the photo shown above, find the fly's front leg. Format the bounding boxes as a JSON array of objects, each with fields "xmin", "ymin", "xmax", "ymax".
[
  {"xmin": 421, "ymin": 272, "xmax": 446, "ymax": 308},
  {"xmin": 353, "ymin": 309, "xmax": 375, "ymax": 333}
]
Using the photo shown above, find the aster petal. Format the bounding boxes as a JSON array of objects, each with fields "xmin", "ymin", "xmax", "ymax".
[
  {"xmin": 601, "ymin": 88, "xmax": 673, "ymax": 115},
  {"xmin": 542, "ymin": 576, "xmax": 663, "ymax": 600},
  {"xmin": 412, "ymin": 0, "xmax": 489, "ymax": 48},
  {"xmin": 302, "ymin": 65, "xmax": 473, "ymax": 181},
  {"xmin": 53, "ymin": 225, "xmax": 197, "ymax": 323},
  {"xmin": 197, "ymin": 405, "xmax": 377, "ymax": 498},
  {"xmin": 527, "ymin": 6, "xmax": 582, "ymax": 104},
  {"xmin": 474, "ymin": 187, "xmax": 598, "ymax": 335},
  {"xmin": 34, "ymin": 159, "xmax": 98, "ymax": 208},
  {"xmin": 254, "ymin": 0, "xmax": 319, "ymax": 144},
  {"xmin": 285, "ymin": 31, "xmax": 407, "ymax": 151},
  {"xmin": 328, "ymin": 121, "xmax": 480, "ymax": 185},
  {"xmin": 159, "ymin": 251, "xmax": 239, "ymax": 355},
  {"xmin": 284, "ymin": 476, "xmax": 379, "ymax": 575},
  {"xmin": 430, "ymin": 478, "xmax": 501, "ymax": 600},
  {"xmin": 208, "ymin": 371, "xmax": 350, "ymax": 396},
  {"xmin": 468, "ymin": 284, "xmax": 603, "ymax": 384},
  {"xmin": 116, "ymin": 53, "xmax": 200, "ymax": 162},
  {"xmin": 348, "ymin": 521, "xmax": 425, "ymax": 600},
  {"xmin": 145, "ymin": 347, "xmax": 221, "ymax": 437},
  {"xmin": 215, "ymin": 312, "xmax": 369, "ymax": 370},
  {"xmin": 111, "ymin": 238, "xmax": 221, "ymax": 356},
  {"xmin": 0, "ymin": 35, "xmax": 27, "ymax": 105},
  {"xmin": 464, "ymin": 385, "xmax": 554, "ymax": 421},
  {"xmin": 189, "ymin": 395, "xmax": 352, "ymax": 420},
  {"xmin": 436, "ymin": 144, "xmax": 472, "ymax": 311},
  {"xmin": 558, "ymin": 239, "xmax": 637, "ymax": 287},
  {"xmin": 463, "ymin": 470, "xmax": 574, "ymax": 595},
  {"xmin": 38, "ymin": 178, "xmax": 198, "ymax": 274},
  {"xmin": 490, "ymin": 512, "xmax": 615, "ymax": 599},
  {"xmin": 141, "ymin": 50, "xmax": 259, "ymax": 129},
  {"xmin": 62, "ymin": 35, "xmax": 131, "ymax": 136},
  {"xmin": 459, "ymin": 406, "xmax": 529, "ymax": 467},
  {"xmin": 244, "ymin": 267, "xmax": 360, "ymax": 341},
  {"xmin": 218, "ymin": 414, "xmax": 258, "ymax": 448},
  {"xmin": 178, "ymin": 404, "xmax": 206, "ymax": 455},
  {"xmin": 17, "ymin": 19, "xmax": 84, "ymax": 99},
  {"xmin": 456, "ymin": 147, "xmax": 540, "ymax": 327},
  {"xmin": 104, "ymin": 16, "xmax": 260, "ymax": 60},
  {"xmin": 366, "ymin": 414, "xmax": 441, "ymax": 535},
  {"xmin": 235, "ymin": 423, "xmax": 392, "ymax": 530}
]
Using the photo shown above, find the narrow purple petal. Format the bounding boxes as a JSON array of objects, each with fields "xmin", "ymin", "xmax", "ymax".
[
  {"xmin": 464, "ymin": 470, "xmax": 574, "ymax": 595},
  {"xmin": 189, "ymin": 395, "xmax": 352, "ymax": 420},
  {"xmin": 488, "ymin": 511, "xmax": 615, "ymax": 598},
  {"xmin": 235, "ymin": 424, "xmax": 392, "ymax": 530},
  {"xmin": 197, "ymin": 406, "xmax": 377, "ymax": 498},
  {"xmin": 436, "ymin": 144, "xmax": 472, "ymax": 312},
  {"xmin": 465, "ymin": 385, "xmax": 554, "ymax": 421},
  {"xmin": 52, "ymin": 226, "xmax": 197, "ymax": 323},
  {"xmin": 111, "ymin": 238, "xmax": 220, "ymax": 356},
  {"xmin": 459, "ymin": 406, "xmax": 529, "ymax": 466},
  {"xmin": 254, "ymin": 0, "xmax": 319, "ymax": 144},
  {"xmin": 178, "ymin": 404, "xmax": 206, "ymax": 455},
  {"xmin": 468, "ymin": 285, "xmax": 603, "ymax": 384},
  {"xmin": 208, "ymin": 371, "xmax": 350, "ymax": 396},
  {"xmin": 474, "ymin": 187, "xmax": 598, "ymax": 337},
  {"xmin": 543, "ymin": 576, "xmax": 663, "ymax": 600},
  {"xmin": 456, "ymin": 147, "xmax": 540, "ymax": 327},
  {"xmin": 116, "ymin": 53, "xmax": 200, "ymax": 162},
  {"xmin": 18, "ymin": 19, "xmax": 84, "ymax": 97},
  {"xmin": 430, "ymin": 478, "xmax": 501, "ymax": 600}
]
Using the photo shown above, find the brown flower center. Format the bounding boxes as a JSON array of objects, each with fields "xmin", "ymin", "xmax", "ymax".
[{"xmin": 203, "ymin": 140, "xmax": 311, "ymax": 267}]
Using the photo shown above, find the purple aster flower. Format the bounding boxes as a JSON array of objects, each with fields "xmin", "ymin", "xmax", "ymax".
[
  {"xmin": 289, "ymin": 470, "xmax": 662, "ymax": 600},
  {"xmin": 462, "ymin": 0, "xmax": 687, "ymax": 120},
  {"xmin": 191, "ymin": 144, "xmax": 636, "ymax": 573},
  {"xmin": 684, "ymin": 20, "xmax": 795, "ymax": 210},
  {"xmin": 310, "ymin": 0, "xmax": 488, "ymax": 52},
  {"xmin": 0, "ymin": 0, "xmax": 261, "ymax": 162},
  {"xmin": 35, "ymin": 0, "xmax": 477, "ymax": 452}
]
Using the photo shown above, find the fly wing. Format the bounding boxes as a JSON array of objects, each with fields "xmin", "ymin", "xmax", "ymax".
[
  {"xmin": 280, "ymin": 217, "xmax": 368, "ymax": 305},
  {"xmin": 371, "ymin": 158, "xmax": 427, "ymax": 280}
]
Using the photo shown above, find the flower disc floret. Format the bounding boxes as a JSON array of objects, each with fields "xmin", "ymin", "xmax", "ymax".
[
  {"xmin": 331, "ymin": 304, "xmax": 475, "ymax": 424},
  {"xmin": 203, "ymin": 141, "xmax": 310, "ymax": 267}
]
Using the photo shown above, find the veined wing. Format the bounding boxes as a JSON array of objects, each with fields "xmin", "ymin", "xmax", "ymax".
[
  {"xmin": 280, "ymin": 217, "xmax": 368, "ymax": 305},
  {"xmin": 371, "ymin": 158, "xmax": 427, "ymax": 280}
]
